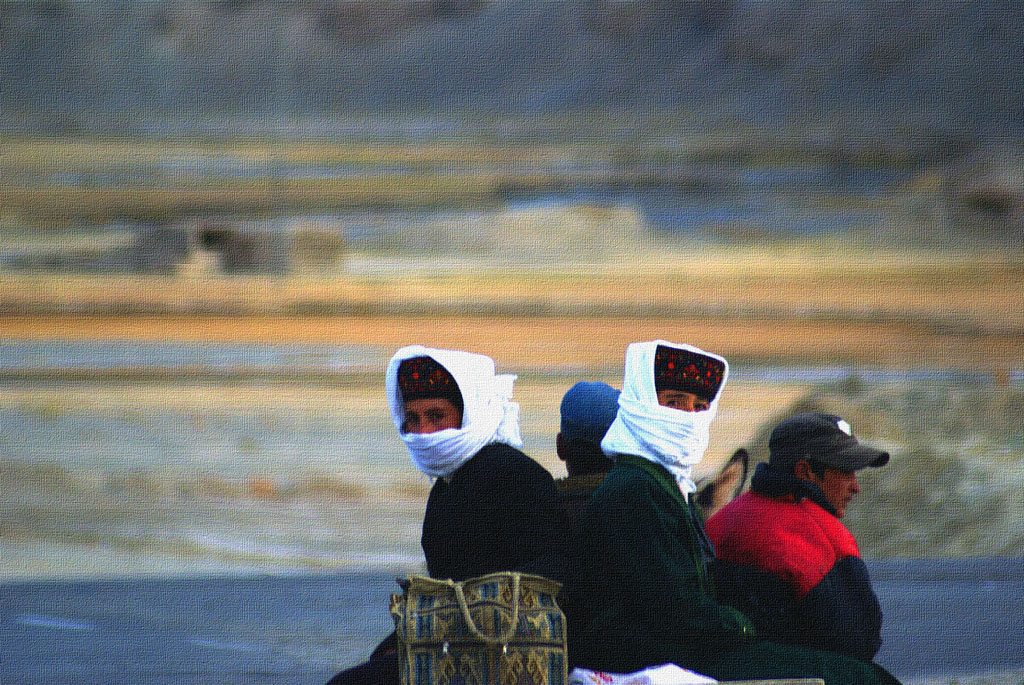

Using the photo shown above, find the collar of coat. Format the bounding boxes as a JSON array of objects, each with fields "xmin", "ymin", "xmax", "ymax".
[
  {"xmin": 750, "ymin": 461, "xmax": 838, "ymax": 517},
  {"xmin": 616, "ymin": 454, "xmax": 693, "ymax": 510},
  {"xmin": 555, "ymin": 471, "xmax": 608, "ymax": 493}
]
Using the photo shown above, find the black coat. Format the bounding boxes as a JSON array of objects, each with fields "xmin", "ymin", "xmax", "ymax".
[
  {"xmin": 421, "ymin": 441, "xmax": 569, "ymax": 583},
  {"xmin": 326, "ymin": 442, "xmax": 569, "ymax": 685}
]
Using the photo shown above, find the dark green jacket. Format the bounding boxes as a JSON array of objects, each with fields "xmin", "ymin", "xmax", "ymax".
[
  {"xmin": 567, "ymin": 455, "xmax": 899, "ymax": 685},
  {"xmin": 568, "ymin": 454, "xmax": 754, "ymax": 672}
]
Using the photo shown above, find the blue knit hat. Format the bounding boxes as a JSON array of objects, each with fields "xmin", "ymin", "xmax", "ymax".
[{"xmin": 559, "ymin": 381, "xmax": 621, "ymax": 445}]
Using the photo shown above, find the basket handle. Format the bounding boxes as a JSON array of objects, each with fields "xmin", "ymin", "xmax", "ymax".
[{"xmin": 451, "ymin": 573, "xmax": 520, "ymax": 647}]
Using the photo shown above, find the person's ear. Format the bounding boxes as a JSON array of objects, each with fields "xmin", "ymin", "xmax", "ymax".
[
  {"xmin": 793, "ymin": 459, "xmax": 813, "ymax": 482},
  {"xmin": 556, "ymin": 433, "xmax": 568, "ymax": 461}
]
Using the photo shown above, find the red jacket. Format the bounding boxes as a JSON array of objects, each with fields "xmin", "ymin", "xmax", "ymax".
[{"xmin": 705, "ymin": 463, "xmax": 883, "ymax": 661}]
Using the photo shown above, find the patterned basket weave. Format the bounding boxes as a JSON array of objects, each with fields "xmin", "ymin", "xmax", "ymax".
[{"xmin": 391, "ymin": 572, "xmax": 567, "ymax": 685}]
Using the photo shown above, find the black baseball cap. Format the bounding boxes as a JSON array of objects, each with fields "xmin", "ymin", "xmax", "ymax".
[{"xmin": 769, "ymin": 412, "xmax": 890, "ymax": 471}]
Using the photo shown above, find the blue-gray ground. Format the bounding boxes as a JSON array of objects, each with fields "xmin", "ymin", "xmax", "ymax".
[{"xmin": 2, "ymin": 558, "xmax": 1022, "ymax": 685}]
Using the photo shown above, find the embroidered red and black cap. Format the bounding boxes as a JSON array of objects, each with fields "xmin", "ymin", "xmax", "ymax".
[
  {"xmin": 397, "ymin": 356, "xmax": 463, "ymax": 410},
  {"xmin": 653, "ymin": 344, "xmax": 726, "ymax": 402}
]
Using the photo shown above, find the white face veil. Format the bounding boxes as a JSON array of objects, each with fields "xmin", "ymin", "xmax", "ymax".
[
  {"xmin": 600, "ymin": 340, "xmax": 729, "ymax": 496},
  {"xmin": 386, "ymin": 345, "xmax": 522, "ymax": 478}
]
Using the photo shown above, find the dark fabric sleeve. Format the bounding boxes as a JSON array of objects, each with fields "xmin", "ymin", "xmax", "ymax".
[
  {"xmin": 710, "ymin": 558, "xmax": 804, "ymax": 645},
  {"xmin": 324, "ymin": 650, "xmax": 397, "ymax": 685},
  {"xmin": 801, "ymin": 555, "xmax": 884, "ymax": 660},
  {"xmin": 492, "ymin": 447, "xmax": 570, "ymax": 583}
]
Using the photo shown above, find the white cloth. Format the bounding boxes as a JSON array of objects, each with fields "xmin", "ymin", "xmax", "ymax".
[
  {"xmin": 569, "ymin": 664, "xmax": 716, "ymax": 685},
  {"xmin": 600, "ymin": 340, "xmax": 728, "ymax": 496},
  {"xmin": 386, "ymin": 345, "xmax": 522, "ymax": 478}
]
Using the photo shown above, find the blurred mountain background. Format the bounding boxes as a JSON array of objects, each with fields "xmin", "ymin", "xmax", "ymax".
[
  {"xmin": 2, "ymin": 0, "xmax": 1022, "ymax": 141},
  {"xmin": 2, "ymin": 0, "xmax": 1022, "ymax": 574}
]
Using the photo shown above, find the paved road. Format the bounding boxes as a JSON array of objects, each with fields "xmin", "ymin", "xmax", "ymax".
[
  {"xmin": 869, "ymin": 558, "xmax": 1024, "ymax": 680},
  {"xmin": 2, "ymin": 558, "xmax": 1021, "ymax": 684}
]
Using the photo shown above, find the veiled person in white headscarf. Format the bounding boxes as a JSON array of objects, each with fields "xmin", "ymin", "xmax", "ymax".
[
  {"xmin": 385, "ymin": 345, "xmax": 568, "ymax": 584},
  {"xmin": 324, "ymin": 346, "xmax": 571, "ymax": 685},
  {"xmin": 601, "ymin": 340, "xmax": 729, "ymax": 497},
  {"xmin": 567, "ymin": 339, "xmax": 754, "ymax": 676},
  {"xmin": 386, "ymin": 344, "xmax": 522, "ymax": 478}
]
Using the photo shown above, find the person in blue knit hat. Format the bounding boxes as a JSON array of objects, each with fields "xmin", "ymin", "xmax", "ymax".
[
  {"xmin": 554, "ymin": 380, "xmax": 622, "ymax": 532},
  {"xmin": 553, "ymin": 380, "xmax": 621, "ymax": 626}
]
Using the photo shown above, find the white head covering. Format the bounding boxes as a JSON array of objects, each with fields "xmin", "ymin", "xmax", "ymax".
[
  {"xmin": 386, "ymin": 345, "xmax": 522, "ymax": 478},
  {"xmin": 600, "ymin": 340, "xmax": 729, "ymax": 496}
]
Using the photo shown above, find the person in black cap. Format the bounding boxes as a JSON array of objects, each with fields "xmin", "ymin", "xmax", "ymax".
[{"xmin": 706, "ymin": 412, "xmax": 892, "ymax": 665}]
